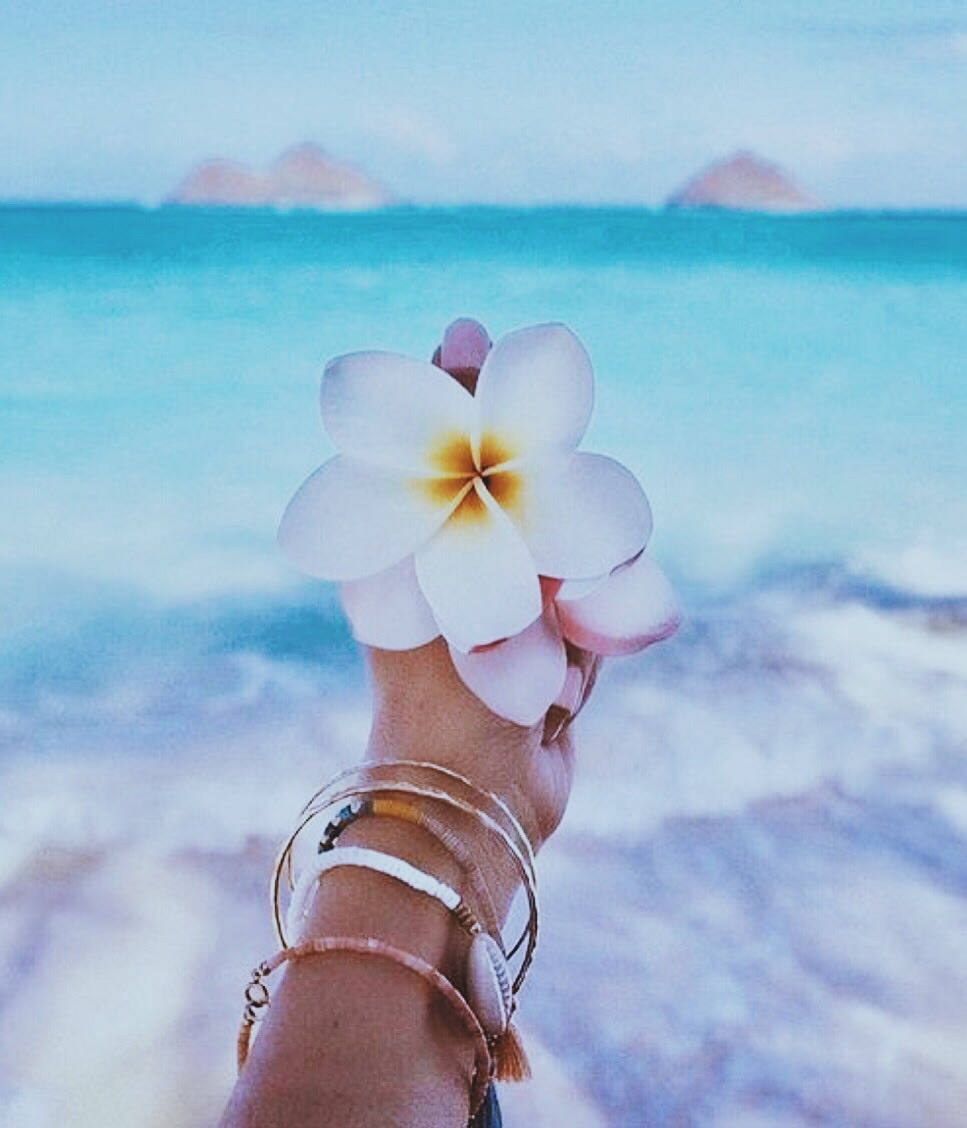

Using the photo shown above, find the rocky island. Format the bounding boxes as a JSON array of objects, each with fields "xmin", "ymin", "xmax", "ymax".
[
  {"xmin": 165, "ymin": 143, "xmax": 393, "ymax": 210},
  {"xmin": 666, "ymin": 150, "xmax": 821, "ymax": 213}
]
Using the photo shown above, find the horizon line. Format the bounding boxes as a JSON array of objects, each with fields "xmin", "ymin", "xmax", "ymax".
[{"xmin": 2, "ymin": 199, "xmax": 967, "ymax": 217}]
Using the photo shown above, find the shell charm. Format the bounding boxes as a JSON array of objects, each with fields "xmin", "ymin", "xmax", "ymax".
[{"xmin": 466, "ymin": 932, "xmax": 512, "ymax": 1038}]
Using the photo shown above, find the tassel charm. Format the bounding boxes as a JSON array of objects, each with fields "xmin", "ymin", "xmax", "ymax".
[
  {"xmin": 465, "ymin": 932, "xmax": 530, "ymax": 1080},
  {"xmin": 492, "ymin": 1021, "xmax": 531, "ymax": 1081}
]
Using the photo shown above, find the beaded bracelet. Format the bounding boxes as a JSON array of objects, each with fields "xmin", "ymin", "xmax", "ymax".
[
  {"xmin": 273, "ymin": 760, "xmax": 538, "ymax": 963},
  {"xmin": 285, "ymin": 845, "xmax": 474, "ymax": 939},
  {"xmin": 315, "ymin": 795, "xmax": 504, "ymax": 952},
  {"xmin": 272, "ymin": 779, "xmax": 538, "ymax": 993},
  {"xmin": 296, "ymin": 760, "xmax": 537, "ymax": 878},
  {"xmin": 284, "ymin": 845, "xmax": 514, "ymax": 1043},
  {"xmin": 237, "ymin": 936, "xmax": 492, "ymax": 1123}
]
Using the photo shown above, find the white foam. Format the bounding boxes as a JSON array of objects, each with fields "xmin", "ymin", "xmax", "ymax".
[
  {"xmin": 0, "ymin": 473, "xmax": 295, "ymax": 611},
  {"xmin": 853, "ymin": 538, "xmax": 967, "ymax": 600},
  {"xmin": 565, "ymin": 592, "xmax": 967, "ymax": 840}
]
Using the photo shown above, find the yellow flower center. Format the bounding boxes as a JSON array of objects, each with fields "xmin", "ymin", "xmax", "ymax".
[{"xmin": 420, "ymin": 430, "xmax": 522, "ymax": 524}]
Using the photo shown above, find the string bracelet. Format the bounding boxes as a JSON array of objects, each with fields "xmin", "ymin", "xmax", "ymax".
[
  {"xmin": 316, "ymin": 795, "xmax": 504, "ymax": 952},
  {"xmin": 284, "ymin": 844, "xmax": 515, "ymax": 1052},
  {"xmin": 237, "ymin": 936, "xmax": 492, "ymax": 1124},
  {"xmin": 274, "ymin": 759, "xmax": 537, "ymax": 960},
  {"xmin": 271, "ymin": 779, "xmax": 538, "ymax": 993},
  {"xmin": 296, "ymin": 759, "xmax": 536, "ymax": 878},
  {"xmin": 285, "ymin": 845, "xmax": 477, "ymax": 941},
  {"xmin": 281, "ymin": 760, "xmax": 537, "ymax": 908}
]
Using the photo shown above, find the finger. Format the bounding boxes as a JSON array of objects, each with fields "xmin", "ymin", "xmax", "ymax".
[
  {"xmin": 541, "ymin": 644, "xmax": 601, "ymax": 745},
  {"xmin": 432, "ymin": 317, "xmax": 492, "ymax": 394},
  {"xmin": 542, "ymin": 666, "xmax": 580, "ymax": 745},
  {"xmin": 570, "ymin": 647, "xmax": 602, "ymax": 719}
]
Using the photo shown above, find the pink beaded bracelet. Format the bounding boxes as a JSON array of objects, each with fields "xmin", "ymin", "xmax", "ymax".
[{"xmin": 237, "ymin": 935, "xmax": 492, "ymax": 1122}]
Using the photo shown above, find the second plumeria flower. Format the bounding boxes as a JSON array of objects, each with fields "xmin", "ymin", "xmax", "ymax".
[{"xmin": 279, "ymin": 322, "xmax": 654, "ymax": 655}]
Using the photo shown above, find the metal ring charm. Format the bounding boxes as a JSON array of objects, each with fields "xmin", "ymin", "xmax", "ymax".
[{"xmin": 244, "ymin": 980, "xmax": 270, "ymax": 1009}]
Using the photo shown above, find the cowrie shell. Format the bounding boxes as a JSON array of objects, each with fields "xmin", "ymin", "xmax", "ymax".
[{"xmin": 466, "ymin": 932, "xmax": 512, "ymax": 1037}]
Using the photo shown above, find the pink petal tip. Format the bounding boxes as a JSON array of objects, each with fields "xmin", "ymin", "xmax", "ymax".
[{"xmin": 556, "ymin": 553, "xmax": 681, "ymax": 656}]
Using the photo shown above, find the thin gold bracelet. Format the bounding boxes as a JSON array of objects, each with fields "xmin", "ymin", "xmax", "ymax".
[
  {"xmin": 313, "ymin": 794, "xmax": 505, "ymax": 951},
  {"xmin": 271, "ymin": 776, "xmax": 538, "ymax": 993},
  {"xmin": 293, "ymin": 758, "xmax": 539, "ymax": 959},
  {"xmin": 271, "ymin": 781, "xmax": 538, "ymax": 994},
  {"xmin": 293, "ymin": 760, "xmax": 537, "ymax": 876}
]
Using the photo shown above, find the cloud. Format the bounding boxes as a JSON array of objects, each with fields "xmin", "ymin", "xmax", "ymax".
[{"xmin": 364, "ymin": 109, "xmax": 458, "ymax": 167}]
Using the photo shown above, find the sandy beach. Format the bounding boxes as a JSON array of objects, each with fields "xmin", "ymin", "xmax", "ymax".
[{"xmin": 3, "ymin": 574, "xmax": 966, "ymax": 1125}]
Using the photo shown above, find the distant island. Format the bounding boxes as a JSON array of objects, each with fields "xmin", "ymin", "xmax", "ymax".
[
  {"xmin": 165, "ymin": 142, "xmax": 393, "ymax": 210},
  {"xmin": 666, "ymin": 151, "xmax": 821, "ymax": 213}
]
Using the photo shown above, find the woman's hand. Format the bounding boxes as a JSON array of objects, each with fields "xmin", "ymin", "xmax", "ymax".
[
  {"xmin": 219, "ymin": 320, "xmax": 603, "ymax": 1128},
  {"xmin": 363, "ymin": 319, "xmax": 601, "ymax": 857}
]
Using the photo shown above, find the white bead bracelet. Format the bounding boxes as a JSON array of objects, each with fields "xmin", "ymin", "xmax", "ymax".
[{"xmin": 286, "ymin": 845, "xmax": 463, "ymax": 939}]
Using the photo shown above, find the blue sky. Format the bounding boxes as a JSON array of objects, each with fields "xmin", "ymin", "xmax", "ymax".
[{"xmin": 2, "ymin": 0, "xmax": 965, "ymax": 206}]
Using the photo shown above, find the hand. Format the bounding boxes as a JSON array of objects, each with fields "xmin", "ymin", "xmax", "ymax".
[
  {"xmin": 219, "ymin": 321, "xmax": 604, "ymax": 1128},
  {"xmin": 363, "ymin": 319, "xmax": 601, "ymax": 857}
]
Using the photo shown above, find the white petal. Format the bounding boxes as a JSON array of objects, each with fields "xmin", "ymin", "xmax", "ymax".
[
  {"xmin": 278, "ymin": 456, "xmax": 465, "ymax": 581},
  {"xmin": 448, "ymin": 613, "xmax": 567, "ymax": 726},
  {"xmin": 340, "ymin": 557, "xmax": 440, "ymax": 650},
  {"xmin": 414, "ymin": 479, "xmax": 542, "ymax": 652},
  {"xmin": 556, "ymin": 574, "xmax": 608, "ymax": 601},
  {"xmin": 505, "ymin": 452, "xmax": 653, "ymax": 580},
  {"xmin": 473, "ymin": 324, "xmax": 593, "ymax": 463},
  {"xmin": 322, "ymin": 350, "xmax": 475, "ymax": 473},
  {"xmin": 556, "ymin": 552, "xmax": 681, "ymax": 656}
]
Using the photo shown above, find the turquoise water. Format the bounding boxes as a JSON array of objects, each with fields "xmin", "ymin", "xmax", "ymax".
[
  {"xmin": 2, "ymin": 204, "xmax": 966, "ymax": 747},
  {"xmin": 2, "ymin": 206, "xmax": 967, "ymax": 1125},
  {"xmin": 2, "ymin": 206, "xmax": 965, "ymax": 622},
  {"xmin": 2, "ymin": 202, "xmax": 965, "ymax": 751}
]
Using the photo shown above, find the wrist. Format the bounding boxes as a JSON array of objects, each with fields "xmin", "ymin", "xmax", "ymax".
[
  {"xmin": 366, "ymin": 720, "xmax": 546, "ymax": 862},
  {"xmin": 298, "ymin": 796, "xmax": 524, "ymax": 986},
  {"xmin": 302, "ymin": 815, "xmax": 471, "ymax": 988}
]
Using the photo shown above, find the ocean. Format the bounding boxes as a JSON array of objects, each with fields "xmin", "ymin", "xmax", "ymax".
[{"xmin": 1, "ymin": 205, "xmax": 966, "ymax": 1126}]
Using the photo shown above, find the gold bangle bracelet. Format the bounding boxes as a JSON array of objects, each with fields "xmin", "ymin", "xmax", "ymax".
[
  {"xmin": 314, "ymin": 794, "xmax": 505, "ymax": 952},
  {"xmin": 293, "ymin": 759, "xmax": 537, "ymax": 877},
  {"xmin": 237, "ymin": 936, "xmax": 492, "ymax": 1123},
  {"xmin": 275, "ymin": 760, "xmax": 537, "ymax": 932},
  {"xmin": 271, "ymin": 780, "xmax": 538, "ymax": 994}
]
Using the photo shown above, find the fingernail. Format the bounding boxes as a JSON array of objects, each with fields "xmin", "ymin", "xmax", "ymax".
[
  {"xmin": 441, "ymin": 318, "xmax": 491, "ymax": 373},
  {"xmin": 543, "ymin": 706, "xmax": 570, "ymax": 745}
]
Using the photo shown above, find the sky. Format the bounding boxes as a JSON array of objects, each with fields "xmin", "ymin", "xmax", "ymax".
[{"xmin": 1, "ymin": 0, "xmax": 965, "ymax": 207}]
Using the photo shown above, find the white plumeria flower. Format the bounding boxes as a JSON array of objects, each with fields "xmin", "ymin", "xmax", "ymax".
[
  {"xmin": 437, "ymin": 553, "xmax": 681, "ymax": 725},
  {"xmin": 279, "ymin": 320, "xmax": 679, "ymax": 724}
]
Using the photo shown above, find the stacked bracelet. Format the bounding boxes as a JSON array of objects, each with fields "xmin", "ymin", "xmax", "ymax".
[
  {"xmin": 284, "ymin": 845, "xmax": 514, "ymax": 1041},
  {"xmin": 316, "ymin": 795, "xmax": 504, "ymax": 952},
  {"xmin": 239, "ymin": 758, "xmax": 538, "ymax": 1118},
  {"xmin": 271, "ymin": 760, "xmax": 539, "ymax": 992},
  {"xmin": 272, "ymin": 779, "xmax": 537, "ymax": 992}
]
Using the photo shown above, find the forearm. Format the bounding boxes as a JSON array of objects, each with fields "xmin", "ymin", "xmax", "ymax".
[{"xmin": 219, "ymin": 813, "xmax": 517, "ymax": 1127}]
